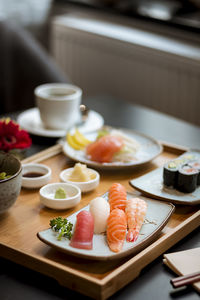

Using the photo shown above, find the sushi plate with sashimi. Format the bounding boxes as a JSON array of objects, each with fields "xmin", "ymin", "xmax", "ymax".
[
  {"xmin": 130, "ymin": 150, "xmax": 200, "ymax": 205},
  {"xmin": 62, "ymin": 126, "xmax": 163, "ymax": 170},
  {"xmin": 37, "ymin": 192, "xmax": 174, "ymax": 260}
]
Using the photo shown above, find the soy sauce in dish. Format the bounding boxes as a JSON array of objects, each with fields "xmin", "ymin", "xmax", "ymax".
[{"xmin": 23, "ymin": 172, "xmax": 45, "ymax": 178}]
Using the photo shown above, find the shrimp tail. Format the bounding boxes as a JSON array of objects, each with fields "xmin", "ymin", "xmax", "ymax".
[{"xmin": 126, "ymin": 229, "xmax": 139, "ymax": 242}]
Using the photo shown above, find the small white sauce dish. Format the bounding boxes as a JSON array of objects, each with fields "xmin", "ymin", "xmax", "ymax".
[
  {"xmin": 39, "ymin": 182, "xmax": 81, "ymax": 210},
  {"xmin": 22, "ymin": 163, "xmax": 52, "ymax": 189},
  {"xmin": 59, "ymin": 168, "xmax": 100, "ymax": 192}
]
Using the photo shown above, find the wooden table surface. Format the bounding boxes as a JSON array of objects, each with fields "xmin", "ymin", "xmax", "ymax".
[{"xmin": 0, "ymin": 95, "xmax": 200, "ymax": 300}]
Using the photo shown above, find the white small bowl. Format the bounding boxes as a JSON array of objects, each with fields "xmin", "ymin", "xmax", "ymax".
[
  {"xmin": 22, "ymin": 163, "xmax": 52, "ymax": 189},
  {"xmin": 39, "ymin": 182, "xmax": 81, "ymax": 210},
  {"xmin": 59, "ymin": 168, "xmax": 100, "ymax": 192}
]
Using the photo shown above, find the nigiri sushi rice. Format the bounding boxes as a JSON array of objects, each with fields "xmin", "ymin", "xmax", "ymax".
[{"xmin": 89, "ymin": 197, "xmax": 110, "ymax": 234}]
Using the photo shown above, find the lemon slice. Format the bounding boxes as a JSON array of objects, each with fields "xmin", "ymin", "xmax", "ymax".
[
  {"xmin": 67, "ymin": 133, "xmax": 84, "ymax": 150},
  {"xmin": 73, "ymin": 128, "xmax": 91, "ymax": 147},
  {"xmin": 67, "ymin": 129, "xmax": 92, "ymax": 150}
]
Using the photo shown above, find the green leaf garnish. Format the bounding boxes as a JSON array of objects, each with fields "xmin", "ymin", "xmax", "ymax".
[
  {"xmin": 0, "ymin": 172, "xmax": 11, "ymax": 180},
  {"xmin": 50, "ymin": 217, "xmax": 73, "ymax": 240}
]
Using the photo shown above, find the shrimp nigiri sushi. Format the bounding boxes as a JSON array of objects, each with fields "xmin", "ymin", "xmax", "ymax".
[
  {"xmin": 86, "ymin": 135, "xmax": 123, "ymax": 163},
  {"xmin": 107, "ymin": 208, "xmax": 127, "ymax": 253},
  {"xmin": 125, "ymin": 198, "xmax": 147, "ymax": 242},
  {"xmin": 70, "ymin": 210, "xmax": 94, "ymax": 250},
  {"xmin": 108, "ymin": 182, "xmax": 127, "ymax": 211}
]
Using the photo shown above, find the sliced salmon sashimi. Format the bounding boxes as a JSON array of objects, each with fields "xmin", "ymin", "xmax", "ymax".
[{"xmin": 86, "ymin": 135, "xmax": 123, "ymax": 163}]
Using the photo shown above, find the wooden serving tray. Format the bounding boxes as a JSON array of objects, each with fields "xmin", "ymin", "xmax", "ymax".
[{"xmin": 0, "ymin": 143, "xmax": 199, "ymax": 300}]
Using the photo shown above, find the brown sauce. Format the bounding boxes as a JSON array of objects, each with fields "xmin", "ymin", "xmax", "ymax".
[{"xmin": 23, "ymin": 172, "xmax": 44, "ymax": 178}]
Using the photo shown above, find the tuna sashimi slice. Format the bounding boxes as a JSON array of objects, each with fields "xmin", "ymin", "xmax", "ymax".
[{"xmin": 70, "ymin": 210, "xmax": 94, "ymax": 250}]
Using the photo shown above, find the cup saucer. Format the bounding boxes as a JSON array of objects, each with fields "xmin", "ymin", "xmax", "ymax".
[{"xmin": 17, "ymin": 107, "xmax": 104, "ymax": 137}]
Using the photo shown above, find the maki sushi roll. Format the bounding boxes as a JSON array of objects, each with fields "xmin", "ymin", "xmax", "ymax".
[
  {"xmin": 163, "ymin": 159, "xmax": 185, "ymax": 187},
  {"xmin": 177, "ymin": 164, "xmax": 199, "ymax": 193},
  {"xmin": 188, "ymin": 160, "xmax": 200, "ymax": 185},
  {"xmin": 163, "ymin": 161, "xmax": 179, "ymax": 187}
]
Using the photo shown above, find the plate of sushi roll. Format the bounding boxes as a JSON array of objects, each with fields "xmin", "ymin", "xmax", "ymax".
[
  {"xmin": 37, "ymin": 183, "xmax": 174, "ymax": 260},
  {"xmin": 62, "ymin": 126, "xmax": 163, "ymax": 170},
  {"xmin": 130, "ymin": 151, "xmax": 200, "ymax": 205}
]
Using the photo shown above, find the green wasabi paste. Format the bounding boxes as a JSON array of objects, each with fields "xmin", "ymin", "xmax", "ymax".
[{"xmin": 54, "ymin": 187, "xmax": 67, "ymax": 199}]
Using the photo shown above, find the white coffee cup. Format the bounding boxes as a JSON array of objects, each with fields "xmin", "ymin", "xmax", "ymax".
[{"xmin": 34, "ymin": 83, "xmax": 82, "ymax": 130}]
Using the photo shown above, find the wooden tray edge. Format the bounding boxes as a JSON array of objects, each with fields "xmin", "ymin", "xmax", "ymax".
[{"xmin": 160, "ymin": 140, "xmax": 189, "ymax": 154}]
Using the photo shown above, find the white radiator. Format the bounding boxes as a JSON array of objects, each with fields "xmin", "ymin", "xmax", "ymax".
[{"xmin": 50, "ymin": 12, "xmax": 200, "ymax": 126}]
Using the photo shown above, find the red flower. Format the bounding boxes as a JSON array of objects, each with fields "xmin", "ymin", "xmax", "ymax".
[{"xmin": 0, "ymin": 119, "xmax": 32, "ymax": 152}]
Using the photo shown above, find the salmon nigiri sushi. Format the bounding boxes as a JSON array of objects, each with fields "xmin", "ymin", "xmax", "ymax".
[
  {"xmin": 108, "ymin": 183, "xmax": 127, "ymax": 211},
  {"xmin": 86, "ymin": 135, "xmax": 123, "ymax": 163},
  {"xmin": 107, "ymin": 208, "xmax": 127, "ymax": 253},
  {"xmin": 70, "ymin": 210, "xmax": 94, "ymax": 250}
]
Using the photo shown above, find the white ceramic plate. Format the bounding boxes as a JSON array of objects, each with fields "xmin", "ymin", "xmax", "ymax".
[
  {"xmin": 130, "ymin": 150, "xmax": 200, "ymax": 205},
  {"xmin": 37, "ymin": 192, "xmax": 174, "ymax": 261},
  {"xmin": 17, "ymin": 108, "xmax": 104, "ymax": 137},
  {"xmin": 62, "ymin": 127, "xmax": 163, "ymax": 170}
]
